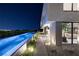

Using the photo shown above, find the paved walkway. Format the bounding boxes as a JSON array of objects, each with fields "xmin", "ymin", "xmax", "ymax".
[{"xmin": 34, "ymin": 35, "xmax": 48, "ymax": 56}]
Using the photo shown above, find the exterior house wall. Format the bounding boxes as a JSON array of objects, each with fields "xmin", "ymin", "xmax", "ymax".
[
  {"xmin": 48, "ymin": 3, "xmax": 79, "ymax": 22},
  {"xmin": 50, "ymin": 21, "xmax": 56, "ymax": 46},
  {"xmin": 42, "ymin": 3, "xmax": 79, "ymax": 46},
  {"xmin": 41, "ymin": 4, "xmax": 48, "ymax": 28},
  {"xmin": 41, "ymin": 4, "xmax": 62, "ymax": 46},
  {"xmin": 47, "ymin": 3, "xmax": 79, "ymax": 46},
  {"xmin": 56, "ymin": 22, "xmax": 62, "ymax": 46},
  {"xmin": 49, "ymin": 21, "xmax": 62, "ymax": 46}
]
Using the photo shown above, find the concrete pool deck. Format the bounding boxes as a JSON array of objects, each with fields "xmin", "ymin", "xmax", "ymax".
[{"xmin": 34, "ymin": 35, "xmax": 48, "ymax": 56}]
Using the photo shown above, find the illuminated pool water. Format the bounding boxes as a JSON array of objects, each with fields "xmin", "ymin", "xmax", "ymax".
[{"xmin": 0, "ymin": 32, "xmax": 34, "ymax": 56}]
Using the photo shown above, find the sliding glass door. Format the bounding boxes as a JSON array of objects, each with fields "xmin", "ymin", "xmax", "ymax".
[
  {"xmin": 73, "ymin": 23, "xmax": 79, "ymax": 44},
  {"xmin": 62, "ymin": 22, "xmax": 79, "ymax": 44}
]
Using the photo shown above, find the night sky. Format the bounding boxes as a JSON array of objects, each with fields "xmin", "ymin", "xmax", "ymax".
[{"xmin": 0, "ymin": 3, "xmax": 43, "ymax": 30}]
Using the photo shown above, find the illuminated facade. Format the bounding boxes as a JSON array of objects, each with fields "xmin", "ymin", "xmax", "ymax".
[{"xmin": 41, "ymin": 3, "xmax": 79, "ymax": 48}]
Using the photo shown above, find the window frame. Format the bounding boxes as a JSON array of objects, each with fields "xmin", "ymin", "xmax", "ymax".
[
  {"xmin": 61, "ymin": 22, "xmax": 79, "ymax": 44},
  {"xmin": 63, "ymin": 3, "xmax": 79, "ymax": 12}
]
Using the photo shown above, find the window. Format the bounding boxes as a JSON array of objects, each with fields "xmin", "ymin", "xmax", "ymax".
[
  {"xmin": 62, "ymin": 22, "xmax": 79, "ymax": 44},
  {"xmin": 62, "ymin": 23, "xmax": 72, "ymax": 44},
  {"xmin": 63, "ymin": 3, "xmax": 79, "ymax": 11},
  {"xmin": 63, "ymin": 3, "xmax": 72, "ymax": 11},
  {"xmin": 73, "ymin": 3, "xmax": 79, "ymax": 11}
]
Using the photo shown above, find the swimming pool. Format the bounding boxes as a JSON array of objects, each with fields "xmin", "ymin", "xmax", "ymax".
[{"xmin": 0, "ymin": 32, "xmax": 34, "ymax": 56}]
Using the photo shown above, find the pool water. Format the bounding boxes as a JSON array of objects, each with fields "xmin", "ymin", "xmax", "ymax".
[{"xmin": 0, "ymin": 32, "xmax": 34, "ymax": 56}]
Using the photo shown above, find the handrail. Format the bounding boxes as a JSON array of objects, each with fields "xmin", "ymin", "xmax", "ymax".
[{"xmin": 0, "ymin": 32, "xmax": 35, "ymax": 56}]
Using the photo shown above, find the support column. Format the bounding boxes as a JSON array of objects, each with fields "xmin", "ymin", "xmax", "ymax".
[
  {"xmin": 55, "ymin": 22, "xmax": 63, "ymax": 55},
  {"xmin": 56, "ymin": 22, "xmax": 62, "ymax": 46},
  {"xmin": 49, "ymin": 21, "xmax": 62, "ymax": 46},
  {"xmin": 50, "ymin": 21, "xmax": 56, "ymax": 46}
]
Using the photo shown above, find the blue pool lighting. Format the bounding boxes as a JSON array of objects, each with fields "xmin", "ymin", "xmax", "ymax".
[{"xmin": 0, "ymin": 32, "xmax": 34, "ymax": 56}]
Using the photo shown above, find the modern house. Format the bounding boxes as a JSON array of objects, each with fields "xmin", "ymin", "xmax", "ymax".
[
  {"xmin": 41, "ymin": 3, "xmax": 79, "ymax": 55},
  {"xmin": 0, "ymin": 3, "xmax": 79, "ymax": 56}
]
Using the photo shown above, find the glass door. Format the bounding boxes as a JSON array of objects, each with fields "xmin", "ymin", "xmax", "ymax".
[
  {"xmin": 73, "ymin": 23, "xmax": 79, "ymax": 44},
  {"xmin": 62, "ymin": 23, "xmax": 72, "ymax": 44},
  {"xmin": 62, "ymin": 22, "xmax": 79, "ymax": 44}
]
